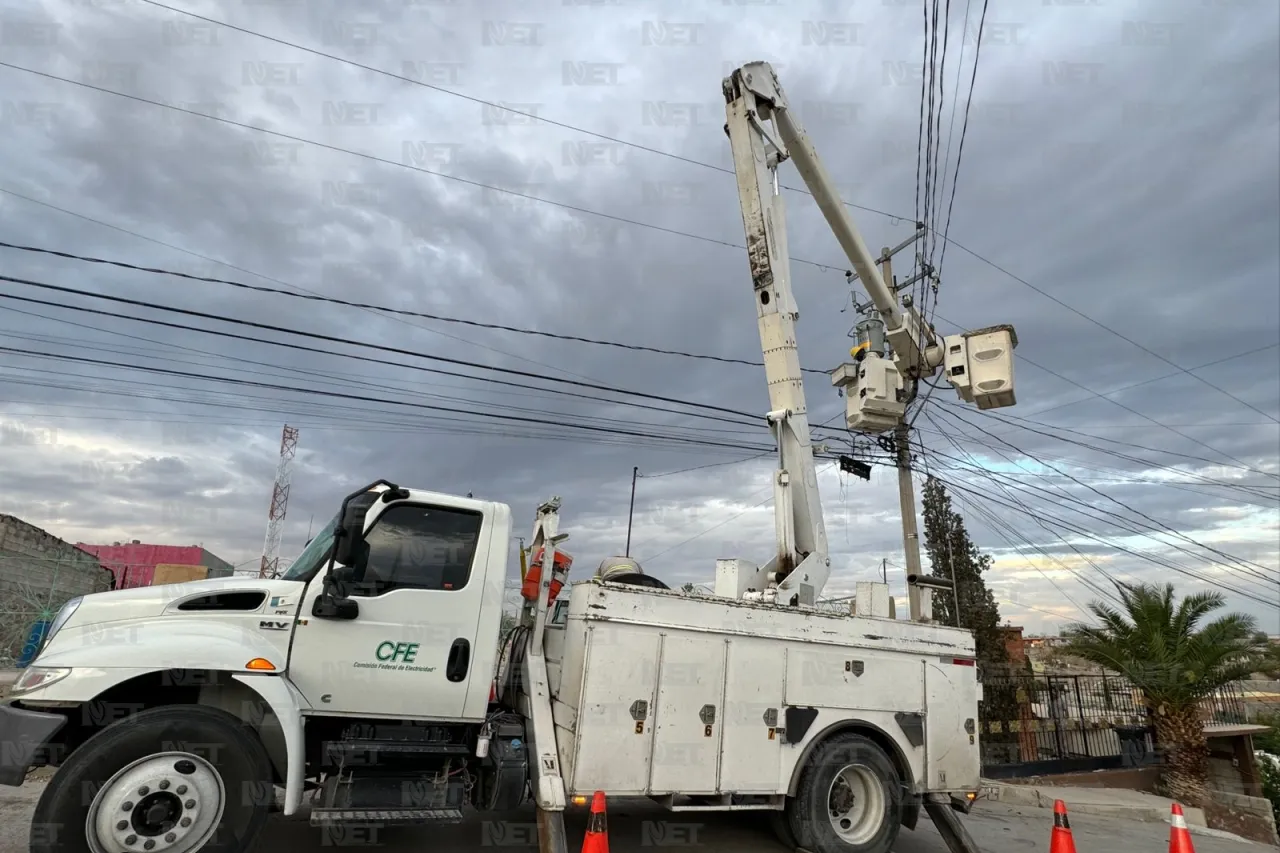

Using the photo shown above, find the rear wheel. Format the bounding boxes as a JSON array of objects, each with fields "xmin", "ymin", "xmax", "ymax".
[
  {"xmin": 786, "ymin": 733, "xmax": 903, "ymax": 853},
  {"xmin": 31, "ymin": 705, "xmax": 273, "ymax": 853}
]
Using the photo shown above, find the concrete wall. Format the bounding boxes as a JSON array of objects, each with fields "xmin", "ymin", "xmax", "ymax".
[{"xmin": 0, "ymin": 514, "xmax": 111, "ymax": 662}]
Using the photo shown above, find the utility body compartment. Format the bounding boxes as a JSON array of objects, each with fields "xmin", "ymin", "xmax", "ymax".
[{"xmin": 544, "ymin": 581, "xmax": 981, "ymax": 799}]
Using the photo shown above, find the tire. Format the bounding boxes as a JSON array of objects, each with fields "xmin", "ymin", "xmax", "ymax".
[
  {"xmin": 785, "ymin": 733, "xmax": 903, "ymax": 853},
  {"xmin": 770, "ymin": 808, "xmax": 800, "ymax": 850},
  {"xmin": 30, "ymin": 705, "xmax": 273, "ymax": 853}
]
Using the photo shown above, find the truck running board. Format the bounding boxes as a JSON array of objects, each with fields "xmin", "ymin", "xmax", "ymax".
[{"xmin": 309, "ymin": 807, "xmax": 466, "ymax": 827}]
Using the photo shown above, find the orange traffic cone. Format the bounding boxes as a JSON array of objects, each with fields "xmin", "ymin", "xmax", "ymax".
[
  {"xmin": 1169, "ymin": 803, "xmax": 1196, "ymax": 853},
  {"xmin": 1050, "ymin": 800, "xmax": 1077, "ymax": 853},
  {"xmin": 581, "ymin": 790, "xmax": 609, "ymax": 853}
]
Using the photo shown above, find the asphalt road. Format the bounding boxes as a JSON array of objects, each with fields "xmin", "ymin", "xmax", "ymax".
[{"xmin": 2, "ymin": 779, "xmax": 1274, "ymax": 852}]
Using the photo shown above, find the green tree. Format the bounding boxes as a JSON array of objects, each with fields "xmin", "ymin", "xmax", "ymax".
[
  {"xmin": 921, "ymin": 477, "xmax": 1009, "ymax": 672},
  {"xmin": 1063, "ymin": 582, "xmax": 1270, "ymax": 806}
]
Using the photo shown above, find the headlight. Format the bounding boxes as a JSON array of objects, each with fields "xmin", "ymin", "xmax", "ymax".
[
  {"xmin": 10, "ymin": 666, "xmax": 72, "ymax": 695},
  {"xmin": 40, "ymin": 596, "xmax": 82, "ymax": 651}
]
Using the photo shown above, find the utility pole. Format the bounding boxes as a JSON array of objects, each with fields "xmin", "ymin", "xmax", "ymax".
[
  {"xmin": 876, "ymin": 247, "xmax": 928, "ymax": 623},
  {"xmin": 625, "ymin": 466, "xmax": 638, "ymax": 557},
  {"xmin": 947, "ymin": 531, "xmax": 962, "ymax": 628},
  {"xmin": 881, "ymin": 557, "xmax": 887, "ymax": 584}
]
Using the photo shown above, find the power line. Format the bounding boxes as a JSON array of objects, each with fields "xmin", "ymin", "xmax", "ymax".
[
  {"xmin": 6, "ymin": 51, "xmax": 1266, "ymax": 434},
  {"xmin": 928, "ymin": 470, "xmax": 1275, "ymax": 606},
  {"xmin": 0, "ymin": 344, "xmax": 778, "ymax": 454},
  {"xmin": 930, "ymin": 309, "xmax": 1277, "ymax": 477},
  {"xmin": 911, "ymin": 422, "xmax": 1279, "ymax": 509},
  {"xmin": 0, "ymin": 240, "xmax": 834, "ymax": 376},
  {"xmin": 639, "ymin": 453, "xmax": 773, "ymax": 479},
  {"xmin": 131, "ymin": 0, "xmax": 908, "ymax": 226},
  {"xmin": 935, "ymin": 0, "xmax": 989, "ymax": 276},
  {"xmin": 927, "ymin": 404, "xmax": 1277, "ymax": 587},
  {"xmin": 934, "ymin": 240, "xmax": 1279, "ymax": 424},
  {"xmin": 0, "ymin": 273, "xmax": 766, "ymax": 426},
  {"xmin": 0, "ymin": 199, "xmax": 598, "ymax": 388},
  {"xmin": 8, "ymin": 41, "xmax": 1271, "ymax": 469},
  {"xmin": 940, "ymin": 400, "xmax": 1280, "ymax": 483},
  {"xmin": 0, "ymin": 60, "xmax": 847, "ymax": 275},
  {"xmin": 920, "ymin": 434, "xmax": 1277, "ymax": 604},
  {"xmin": 920, "ymin": 414, "xmax": 1128, "ymax": 604},
  {"xmin": 1009, "ymin": 343, "xmax": 1280, "ymax": 421}
]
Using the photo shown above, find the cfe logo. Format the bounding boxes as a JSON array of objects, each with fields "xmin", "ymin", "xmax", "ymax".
[{"xmin": 376, "ymin": 641, "xmax": 420, "ymax": 663}]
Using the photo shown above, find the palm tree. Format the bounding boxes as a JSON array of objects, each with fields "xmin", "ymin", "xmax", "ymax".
[{"xmin": 1063, "ymin": 581, "xmax": 1269, "ymax": 806}]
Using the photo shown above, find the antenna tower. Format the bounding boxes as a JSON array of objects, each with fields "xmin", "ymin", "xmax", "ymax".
[{"xmin": 259, "ymin": 424, "xmax": 299, "ymax": 578}]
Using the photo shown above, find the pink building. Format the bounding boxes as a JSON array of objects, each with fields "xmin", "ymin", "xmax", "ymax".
[{"xmin": 75, "ymin": 540, "xmax": 234, "ymax": 589}]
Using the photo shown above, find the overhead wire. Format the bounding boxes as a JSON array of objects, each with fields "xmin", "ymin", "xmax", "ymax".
[
  {"xmin": 4, "ymin": 62, "xmax": 1270, "ymax": 458},
  {"xmin": 129, "ymin": 0, "xmax": 907, "ymax": 225},
  {"xmin": 917, "ymin": 433, "xmax": 1278, "ymax": 604},
  {"xmin": 938, "ymin": 399, "xmax": 1280, "ymax": 485},
  {"xmin": 929, "ymin": 309, "xmax": 1277, "ymax": 477},
  {"xmin": 4, "ymin": 20, "xmax": 1273, "ymax": 576},
  {"xmin": 925, "ymin": 404, "xmax": 1278, "ymax": 588},
  {"xmin": 935, "ymin": 0, "xmax": 989, "ymax": 277},
  {"xmin": 0, "ymin": 240, "xmax": 835, "ymax": 376},
  {"xmin": 0, "ymin": 274, "xmax": 767, "ymax": 426},
  {"xmin": 0, "ymin": 345, "xmax": 781, "ymax": 454},
  {"xmin": 9, "ymin": 10, "xmax": 1269, "ymax": 430},
  {"xmin": 925, "ymin": 467, "xmax": 1275, "ymax": 606},
  {"xmin": 918, "ymin": 411, "xmax": 1128, "ymax": 603},
  {"xmin": 910, "ymin": 422, "xmax": 1279, "ymax": 509},
  {"xmin": 0, "ymin": 61, "xmax": 847, "ymax": 274}
]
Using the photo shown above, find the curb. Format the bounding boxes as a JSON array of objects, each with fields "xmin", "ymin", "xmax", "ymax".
[{"xmin": 980, "ymin": 780, "xmax": 1208, "ymax": 828}]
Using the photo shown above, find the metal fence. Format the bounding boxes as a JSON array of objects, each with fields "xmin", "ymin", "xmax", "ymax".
[
  {"xmin": 979, "ymin": 673, "xmax": 1249, "ymax": 778},
  {"xmin": 0, "ymin": 556, "xmax": 113, "ymax": 667}
]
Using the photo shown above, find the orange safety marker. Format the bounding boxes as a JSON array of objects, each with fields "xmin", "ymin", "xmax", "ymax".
[
  {"xmin": 1169, "ymin": 803, "xmax": 1196, "ymax": 853},
  {"xmin": 581, "ymin": 790, "xmax": 609, "ymax": 853},
  {"xmin": 1050, "ymin": 800, "xmax": 1077, "ymax": 853}
]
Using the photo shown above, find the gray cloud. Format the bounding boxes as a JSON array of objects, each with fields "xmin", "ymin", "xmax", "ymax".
[{"xmin": 1, "ymin": 0, "xmax": 1276, "ymax": 633}]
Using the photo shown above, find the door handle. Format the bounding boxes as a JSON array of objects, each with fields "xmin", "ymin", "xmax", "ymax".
[{"xmin": 446, "ymin": 638, "xmax": 471, "ymax": 683}]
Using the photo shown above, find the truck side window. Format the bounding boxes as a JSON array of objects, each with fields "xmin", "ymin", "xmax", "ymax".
[{"xmin": 355, "ymin": 504, "xmax": 483, "ymax": 595}]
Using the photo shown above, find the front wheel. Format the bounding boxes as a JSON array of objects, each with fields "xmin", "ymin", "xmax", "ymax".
[
  {"xmin": 31, "ymin": 705, "xmax": 273, "ymax": 853},
  {"xmin": 786, "ymin": 733, "xmax": 904, "ymax": 853}
]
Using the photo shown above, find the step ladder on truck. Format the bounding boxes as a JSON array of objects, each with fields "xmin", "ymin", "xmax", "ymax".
[{"xmin": 0, "ymin": 61, "xmax": 1017, "ymax": 853}]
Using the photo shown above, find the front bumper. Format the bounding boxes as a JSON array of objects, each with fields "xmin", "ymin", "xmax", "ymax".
[{"xmin": 0, "ymin": 702, "xmax": 67, "ymax": 786}]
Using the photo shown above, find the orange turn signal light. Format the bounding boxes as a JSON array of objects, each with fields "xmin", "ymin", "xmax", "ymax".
[
  {"xmin": 245, "ymin": 658, "xmax": 276, "ymax": 671},
  {"xmin": 571, "ymin": 795, "xmax": 589, "ymax": 807}
]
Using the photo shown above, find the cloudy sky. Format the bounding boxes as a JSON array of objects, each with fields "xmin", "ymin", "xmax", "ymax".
[{"xmin": 0, "ymin": 0, "xmax": 1276, "ymax": 634}]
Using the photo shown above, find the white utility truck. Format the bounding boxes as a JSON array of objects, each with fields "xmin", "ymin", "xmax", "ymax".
[{"xmin": 1, "ymin": 63, "xmax": 1018, "ymax": 853}]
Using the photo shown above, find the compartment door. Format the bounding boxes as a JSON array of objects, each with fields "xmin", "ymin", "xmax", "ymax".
[
  {"xmin": 649, "ymin": 634, "xmax": 727, "ymax": 795},
  {"xmin": 719, "ymin": 639, "xmax": 786, "ymax": 793},
  {"xmin": 925, "ymin": 660, "xmax": 982, "ymax": 790},
  {"xmin": 570, "ymin": 625, "xmax": 660, "ymax": 795}
]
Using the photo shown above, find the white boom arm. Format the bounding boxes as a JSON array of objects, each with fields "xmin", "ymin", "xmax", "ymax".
[
  {"xmin": 722, "ymin": 62, "xmax": 1018, "ymax": 606},
  {"xmin": 721, "ymin": 62, "xmax": 842, "ymax": 606}
]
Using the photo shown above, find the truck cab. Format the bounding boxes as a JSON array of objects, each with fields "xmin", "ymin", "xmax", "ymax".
[{"xmin": 2, "ymin": 482, "xmax": 521, "ymax": 853}]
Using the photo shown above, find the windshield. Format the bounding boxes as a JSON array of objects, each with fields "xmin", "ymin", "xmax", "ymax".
[{"xmin": 281, "ymin": 515, "xmax": 339, "ymax": 581}]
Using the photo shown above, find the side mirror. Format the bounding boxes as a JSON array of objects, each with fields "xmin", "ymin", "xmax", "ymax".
[
  {"xmin": 312, "ymin": 479, "xmax": 406, "ymax": 622},
  {"xmin": 334, "ymin": 492, "xmax": 379, "ymax": 566}
]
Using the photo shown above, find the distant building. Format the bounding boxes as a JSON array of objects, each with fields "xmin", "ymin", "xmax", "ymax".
[
  {"xmin": 75, "ymin": 540, "xmax": 234, "ymax": 589},
  {"xmin": 999, "ymin": 625, "xmax": 1027, "ymax": 666},
  {"xmin": 1025, "ymin": 635, "xmax": 1071, "ymax": 650},
  {"xmin": 0, "ymin": 514, "xmax": 112, "ymax": 664}
]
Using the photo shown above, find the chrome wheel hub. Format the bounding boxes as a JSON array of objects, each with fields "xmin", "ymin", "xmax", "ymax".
[{"xmin": 86, "ymin": 752, "xmax": 224, "ymax": 853}]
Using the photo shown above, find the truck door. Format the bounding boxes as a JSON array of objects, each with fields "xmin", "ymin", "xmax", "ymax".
[{"xmin": 287, "ymin": 500, "xmax": 506, "ymax": 722}]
